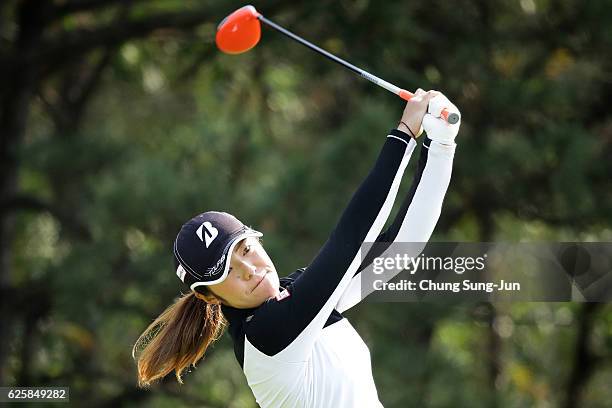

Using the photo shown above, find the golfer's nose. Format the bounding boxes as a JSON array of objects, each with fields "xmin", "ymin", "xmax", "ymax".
[{"xmin": 240, "ymin": 263, "xmax": 257, "ymax": 279}]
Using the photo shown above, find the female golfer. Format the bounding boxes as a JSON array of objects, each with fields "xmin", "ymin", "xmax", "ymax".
[{"xmin": 133, "ymin": 90, "xmax": 460, "ymax": 407}]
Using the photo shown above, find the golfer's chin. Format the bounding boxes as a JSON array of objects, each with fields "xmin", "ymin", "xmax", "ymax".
[
  {"xmin": 264, "ymin": 274, "xmax": 281, "ymax": 295},
  {"xmin": 253, "ymin": 274, "xmax": 280, "ymax": 302}
]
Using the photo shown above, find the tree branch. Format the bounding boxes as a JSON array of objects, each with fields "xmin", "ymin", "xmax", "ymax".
[
  {"xmin": 26, "ymin": 8, "xmax": 213, "ymax": 72},
  {"xmin": 51, "ymin": 0, "xmax": 146, "ymax": 21},
  {"xmin": 0, "ymin": 194, "xmax": 92, "ymax": 240}
]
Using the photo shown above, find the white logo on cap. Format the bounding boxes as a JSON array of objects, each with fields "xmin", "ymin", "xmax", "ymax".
[
  {"xmin": 196, "ymin": 221, "xmax": 219, "ymax": 248},
  {"xmin": 176, "ymin": 265, "xmax": 187, "ymax": 282}
]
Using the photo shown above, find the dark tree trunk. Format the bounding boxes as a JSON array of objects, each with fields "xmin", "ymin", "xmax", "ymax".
[
  {"xmin": 0, "ymin": 0, "xmax": 51, "ymax": 385},
  {"xmin": 563, "ymin": 303, "xmax": 601, "ymax": 408}
]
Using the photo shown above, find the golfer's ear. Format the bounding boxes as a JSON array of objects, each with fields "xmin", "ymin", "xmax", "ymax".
[{"xmin": 194, "ymin": 290, "xmax": 221, "ymax": 305}]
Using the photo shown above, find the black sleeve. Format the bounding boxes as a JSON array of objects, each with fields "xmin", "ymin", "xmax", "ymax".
[
  {"xmin": 245, "ymin": 129, "xmax": 416, "ymax": 361},
  {"xmin": 358, "ymin": 136, "xmax": 432, "ymax": 271},
  {"xmin": 334, "ymin": 136, "xmax": 456, "ymax": 313}
]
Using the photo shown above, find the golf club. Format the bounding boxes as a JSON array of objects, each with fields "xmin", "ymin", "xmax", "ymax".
[{"xmin": 215, "ymin": 5, "xmax": 460, "ymax": 125}]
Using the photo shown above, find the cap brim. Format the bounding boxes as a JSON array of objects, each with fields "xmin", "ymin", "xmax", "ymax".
[{"xmin": 190, "ymin": 228, "xmax": 263, "ymax": 289}]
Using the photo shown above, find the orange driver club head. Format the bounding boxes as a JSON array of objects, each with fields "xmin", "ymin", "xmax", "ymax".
[{"xmin": 215, "ymin": 5, "xmax": 262, "ymax": 54}]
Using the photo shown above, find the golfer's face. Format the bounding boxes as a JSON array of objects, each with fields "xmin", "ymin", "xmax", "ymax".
[{"xmin": 210, "ymin": 237, "xmax": 280, "ymax": 308}]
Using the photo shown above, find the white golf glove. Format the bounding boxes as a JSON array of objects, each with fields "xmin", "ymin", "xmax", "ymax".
[{"xmin": 422, "ymin": 93, "xmax": 461, "ymax": 145}]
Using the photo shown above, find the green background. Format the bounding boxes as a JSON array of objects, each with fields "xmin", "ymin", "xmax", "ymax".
[{"xmin": 1, "ymin": 0, "xmax": 611, "ymax": 406}]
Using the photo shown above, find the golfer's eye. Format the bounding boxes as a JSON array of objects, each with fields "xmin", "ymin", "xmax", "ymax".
[{"xmin": 243, "ymin": 245, "xmax": 251, "ymax": 256}]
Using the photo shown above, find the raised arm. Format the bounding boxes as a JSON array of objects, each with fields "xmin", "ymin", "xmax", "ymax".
[
  {"xmin": 244, "ymin": 92, "xmax": 440, "ymax": 363},
  {"xmin": 335, "ymin": 92, "xmax": 461, "ymax": 313}
]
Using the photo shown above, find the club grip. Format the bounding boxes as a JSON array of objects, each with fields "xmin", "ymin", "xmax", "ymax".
[{"xmin": 399, "ymin": 89, "xmax": 459, "ymax": 124}]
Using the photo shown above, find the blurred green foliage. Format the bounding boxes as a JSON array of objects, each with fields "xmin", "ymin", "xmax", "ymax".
[{"xmin": 1, "ymin": 0, "xmax": 611, "ymax": 407}]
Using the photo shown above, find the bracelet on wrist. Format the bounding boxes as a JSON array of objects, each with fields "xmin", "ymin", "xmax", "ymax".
[{"xmin": 397, "ymin": 121, "xmax": 416, "ymax": 139}]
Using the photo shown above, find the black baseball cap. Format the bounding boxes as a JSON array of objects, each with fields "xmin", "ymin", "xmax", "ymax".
[{"xmin": 173, "ymin": 211, "xmax": 263, "ymax": 291}]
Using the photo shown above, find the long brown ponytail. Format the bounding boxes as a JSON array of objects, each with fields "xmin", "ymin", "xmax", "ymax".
[{"xmin": 132, "ymin": 291, "xmax": 226, "ymax": 387}]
